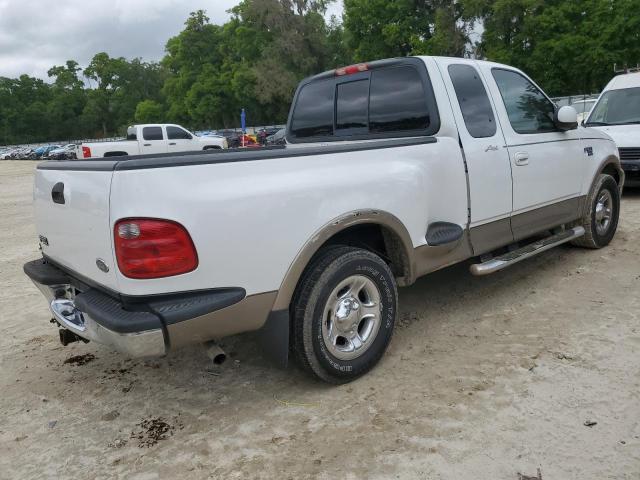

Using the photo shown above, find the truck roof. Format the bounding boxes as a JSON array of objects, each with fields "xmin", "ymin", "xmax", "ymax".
[
  {"xmin": 604, "ymin": 71, "xmax": 640, "ymax": 91},
  {"xmin": 303, "ymin": 56, "xmax": 517, "ymax": 84}
]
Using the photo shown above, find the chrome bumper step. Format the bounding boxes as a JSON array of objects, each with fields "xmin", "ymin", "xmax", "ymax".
[{"xmin": 469, "ymin": 226, "xmax": 585, "ymax": 276}]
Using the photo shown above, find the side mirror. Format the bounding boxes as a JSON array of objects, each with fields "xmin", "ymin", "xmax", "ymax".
[{"xmin": 554, "ymin": 106, "xmax": 578, "ymax": 131}]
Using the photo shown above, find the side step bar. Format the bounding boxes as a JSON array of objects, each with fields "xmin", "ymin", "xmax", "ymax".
[{"xmin": 470, "ymin": 226, "xmax": 585, "ymax": 276}]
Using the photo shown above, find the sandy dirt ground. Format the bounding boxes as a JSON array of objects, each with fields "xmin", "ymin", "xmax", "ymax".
[{"xmin": 0, "ymin": 160, "xmax": 638, "ymax": 480}]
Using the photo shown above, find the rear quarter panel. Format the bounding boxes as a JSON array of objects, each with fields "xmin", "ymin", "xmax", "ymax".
[
  {"xmin": 109, "ymin": 140, "xmax": 468, "ymax": 297},
  {"xmin": 84, "ymin": 141, "xmax": 139, "ymax": 158}
]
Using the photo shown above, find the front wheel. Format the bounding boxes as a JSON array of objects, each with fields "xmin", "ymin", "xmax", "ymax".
[
  {"xmin": 292, "ymin": 246, "xmax": 398, "ymax": 384},
  {"xmin": 572, "ymin": 174, "xmax": 620, "ymax": 248}
]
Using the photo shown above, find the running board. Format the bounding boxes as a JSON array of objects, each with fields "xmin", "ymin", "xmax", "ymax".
[{"xmin": 469, "ymin": 226, "xmax": 585, "ymax": 276}]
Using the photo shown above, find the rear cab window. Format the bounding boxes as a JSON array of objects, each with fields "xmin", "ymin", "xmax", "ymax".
[{"xmin": 288, "ymin": 58, "xmax": 439, "ymax": 142}]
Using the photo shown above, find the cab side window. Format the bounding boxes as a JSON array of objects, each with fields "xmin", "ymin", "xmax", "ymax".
[
  {"xmin": 143, "ymin": 126, "xmax": 164, "ymax": 141},
  {"xmin": 448, "ymin": 64, "xmax": 497, "ymax": 138},
  {"xmin": 167, "ymin": 126, "xmax": 192, "ymax": 140},
  {"xmin": 492, "ymin": 69, "xmax": 556, "ymax": 134}
]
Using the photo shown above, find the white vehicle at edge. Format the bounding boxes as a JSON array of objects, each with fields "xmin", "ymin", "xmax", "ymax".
[
  {"xmin": 25, "ymin": 56, "xmax": 623, "ymax": 383},
  {"xmin": 79, "ymin": 124, "xmax": 227, "ymax": 158},
  {"xmin": 572, "ymin": 98, "xmax": 597, "ymax": 124},
  {"xmin": 585, "ymin": 71, "xmax": 640, "ymax": 186}
]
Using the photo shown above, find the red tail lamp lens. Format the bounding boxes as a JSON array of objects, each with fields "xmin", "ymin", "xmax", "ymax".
[{"xmin": 114, "ymin": 218, "xmax": 198, "ymax": 279}]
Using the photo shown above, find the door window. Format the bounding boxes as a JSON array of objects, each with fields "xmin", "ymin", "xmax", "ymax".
[
  {"xmin": 492, "ymin": 69, "xmax": 556, "ymax": 134},
  {"xmin": 143, "ymin": 126, "xmax": 164, "ymax": 141},
  {"xmin": 448, "ymin": 64, "xmax": 497, "ymax": 138},
  {"xmin": 167, "ymin": 126, "xmax": 192, "ymax": 140}
]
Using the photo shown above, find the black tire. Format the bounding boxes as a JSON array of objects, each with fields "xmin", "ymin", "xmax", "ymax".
[
  {"xmin": 571, "ymin": 174, "xmax": 620, "ymax": 248},
  {"xmin": 292, "ymin": 246, "xmax": 398, "ymax": 384}
]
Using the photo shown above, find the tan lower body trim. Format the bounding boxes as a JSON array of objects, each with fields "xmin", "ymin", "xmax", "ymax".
[
  {"xmin": 412, "ymin": 231, "xmax": 473, "ymax": 279},
  {"xmin": 166, "ymin": 291, "xmax": 277, "ymax": 350},
  {"xmin": 511, "ymin": 196, "xmax": 585, "ymax": 241}
]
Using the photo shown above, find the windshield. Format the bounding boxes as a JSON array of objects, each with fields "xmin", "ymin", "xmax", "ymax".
[{"xmin": 586, "ymin": 87, "xmax": 640, "ymax": 125}]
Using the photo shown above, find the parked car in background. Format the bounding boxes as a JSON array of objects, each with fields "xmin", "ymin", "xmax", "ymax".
[
  {"xmin": 266, "ymin": 128, "xmax": 286, "ymax": 145},
  {"xmin": 585, "ymin": 71, "xmax": 640, "ymax": 186},
  {"xmin": 78, "ymin": 124, "xmax": 227, "ymax": 158},
  {"xmin": 26, "ymin": 56, "xmax": 622, "ymax": 383},
  {"xmin": 3, "ymin": 147, "xmax": 37, "ymax": 159},
  {"xmin": 572, "ymin": 99, "xmax": 597, "ymax": 123},
  {"xmin": 46, "ymin": 144, "xmax": 77, "ymax": 160},
  {"xmin": 35, "ymin": 145, "xmax": 62, "ymax": 158},
  {"xmin": 257, "ymin": 127, "xmax": 281, "ymax": 145},
  {"xmin": 218, "ymin": 130, "xmax": 242, "ymax": 148}
]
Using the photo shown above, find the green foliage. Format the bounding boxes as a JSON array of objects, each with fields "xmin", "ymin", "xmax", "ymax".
[
  {"xmin": 134, "ymin": 100, "xmax": 164, "ymax": 123},
  {"xmin": 1, "ymin": 0, "xmax": 639, "ymax": 145},
  {"xmin": 343, "ymin": 0, "xmax": 475, "ymax": 60},
  {"xmin": 479, "ymin": 0, "xmax": 640, "ymax": 95}
]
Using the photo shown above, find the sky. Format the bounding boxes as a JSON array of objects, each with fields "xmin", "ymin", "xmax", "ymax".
[{"xmin": 0, "ymin": 0, "xmax": 344, "ymax": 80}]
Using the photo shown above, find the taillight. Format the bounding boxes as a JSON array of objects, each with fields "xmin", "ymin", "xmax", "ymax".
[
  {"xmin": 335, "ymin": 63, "xmax": 369, "ymax": 76},
  {"xmin": 82, "ymin": 146, "xmax": 91, "ymax": 158},
  {"xmin": 114, "ymin": 218, "xmax": 198, "ymax": 279}
]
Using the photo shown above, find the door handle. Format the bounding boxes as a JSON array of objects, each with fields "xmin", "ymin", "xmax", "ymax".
[
  {"xmin": 143, "ymin": 143, "xmax": 151, "ymax": 147},
  {"xmin": 169, "ymin": 142, "xmax": 176, "ymax": 146},
  {"xmin": 514, "ymin": 152, "xmax": 529, "ymax": 166}
]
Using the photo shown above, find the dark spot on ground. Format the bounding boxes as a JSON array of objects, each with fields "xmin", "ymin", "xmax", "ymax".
[
  {"xmin": 130, "ymin": 417, "xmax": 183, "ymax": 447},
  {"xmin": 63, "ymin": 353, "xmax": 96, "ymax": 366}
]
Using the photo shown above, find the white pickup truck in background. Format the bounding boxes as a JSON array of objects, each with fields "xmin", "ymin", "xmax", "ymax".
[
  {"xmin": 584, "ymin": 71, "xmax": 640, "ymax": 187},
  {"xmin": 25, "ymin": 56, "xmax": 623, "ymax": 383},
  {"xmin": 78, "ymin": 124, "xmax": 227, "ymax": 158}
]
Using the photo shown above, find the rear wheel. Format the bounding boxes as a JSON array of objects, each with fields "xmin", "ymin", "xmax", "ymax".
[
  {"xmin": 292, "ymin": 246, "xmax": 398, "ymax": 384},
  {"xmin": 571, "ymin": 174, "xmax": 620, "ymax": 248}
]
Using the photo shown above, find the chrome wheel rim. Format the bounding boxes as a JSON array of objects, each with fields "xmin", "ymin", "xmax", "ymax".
[
  {"xmin": 321, "ymin": 275, "xmax": 382, "ymax": 361},
  {"xmin": 595, "ymin": 189, "xmax": 613, "ymax": 236}
]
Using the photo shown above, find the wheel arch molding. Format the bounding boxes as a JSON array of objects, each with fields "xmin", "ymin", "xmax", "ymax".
[{"xmin": 271, "ymin": 210, "xmax": 415, "ymax": 312}]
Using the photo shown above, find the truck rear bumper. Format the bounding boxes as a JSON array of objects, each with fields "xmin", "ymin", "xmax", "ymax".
[{"xmin": 23, "ymin": 258, "xmax": 249, "ymax": 358}]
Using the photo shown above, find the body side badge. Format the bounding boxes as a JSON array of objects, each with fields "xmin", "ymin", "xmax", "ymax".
[{"xmin": 584, "ymin": 146, "xmax": 594, "ymax": 157}]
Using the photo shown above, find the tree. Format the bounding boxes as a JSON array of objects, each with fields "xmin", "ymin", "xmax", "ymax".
[
  {"xmin": 343, "ymin": 0, "xmax": 477, "ymax": 61},
  {"xmin": 47, "ymin": 61, "xmax": 87, "ymax": 140},
  {"xmin": 134, "ymin": 100, "xmax": 164, "ymax": 123},
  {"xmin": 478, "ymin": 0, "xmax": 640, "ymax": 95}
]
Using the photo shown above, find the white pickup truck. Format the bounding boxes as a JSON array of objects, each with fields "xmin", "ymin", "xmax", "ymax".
[
  {"xmin": 78, "ymin": 124, "xmax": 227, "ymax": 158},
  {"xmin": 25, "ymin": 56, "xmax": 623, "ymax": 383}
]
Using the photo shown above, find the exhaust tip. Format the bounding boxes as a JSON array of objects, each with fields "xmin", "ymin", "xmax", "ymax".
[{"xmin": 204, "ymin": 342, "xmax": 227, "ymax": 365}]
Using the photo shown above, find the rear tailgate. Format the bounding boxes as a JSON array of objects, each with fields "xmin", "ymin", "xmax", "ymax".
[{"xmin": 34, "ymin": 161, "xmax": 119, "ymax": 291}]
